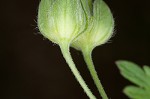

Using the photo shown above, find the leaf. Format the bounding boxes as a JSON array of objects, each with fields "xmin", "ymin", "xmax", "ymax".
[
  {"xmin": 116, "ymin": 60, "xmax": 149, "ymax": 87},
  {"xmin": 124, "ymin": 86, "xmax": 150, "ymax": 99},
  {"xmin": 143, "ymin": 65, "xmax": 150, "ymax": 77},
  {"xmin": 116, "ymin": 60, "xmax": 150, "ymax": 99}
]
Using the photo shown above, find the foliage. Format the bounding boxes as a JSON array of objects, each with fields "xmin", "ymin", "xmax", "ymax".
[{"xmin": 116, "ymin": 60, "xmax": 150, "ymax": 99}]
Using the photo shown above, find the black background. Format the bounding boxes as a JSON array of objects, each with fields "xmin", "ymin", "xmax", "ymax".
[{"xmin": 1, "ymin": 0, "xmax": 150, "ymax": 99}]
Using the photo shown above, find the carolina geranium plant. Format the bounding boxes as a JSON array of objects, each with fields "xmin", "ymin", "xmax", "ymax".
[
  {"xmin": 37, "ymin": 0, "xmax": 113, "ymax": 99},
  {"xmin": 36, "ymin": 0, "xmax": 150, "ymax": 99}
]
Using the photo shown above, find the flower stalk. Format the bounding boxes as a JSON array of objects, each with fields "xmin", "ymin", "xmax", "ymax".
[
  {"xmin": 82, "ymin": 47, "xmax": 108, "ymax": 99},
  {"xmin": 60, "ymin": 41, "xmax": 96, "ymax": 99}
]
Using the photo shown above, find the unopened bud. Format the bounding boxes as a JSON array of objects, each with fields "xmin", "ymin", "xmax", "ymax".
[
  {"xmin": 71, "ymin": 0, "xmax": 114, "ymax": 51},
  {"xmin": 38, "ymin": 0, "xmax": 87, "ymax": 44}
]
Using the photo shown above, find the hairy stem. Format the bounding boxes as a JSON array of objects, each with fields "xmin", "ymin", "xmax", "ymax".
[
  {"xmin": 82, "ymin": 48, "xmax": 108, "ymax": 99},
  {"xmin": 59, "ymin": 41, "xmax": 96, "ymax": 99}
]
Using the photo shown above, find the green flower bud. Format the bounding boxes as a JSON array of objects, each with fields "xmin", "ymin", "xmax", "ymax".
[
  {"xmin": 37, "ymin": 1, "xmax": 97, "ymax": 99},
  {"xmin": 71, "ymin": 0, "xmax": 114, "ymax": 51},
  {"xmin": 38, "ymin": 0, "xmax": 87, "ymax": 44},
  {"xmin": 71, "ymin": 1, "xmax": 114, "ymax": 98},
  {"xmin": 37, "ymin": 1, "xmax": 114, "ymax": 99}
]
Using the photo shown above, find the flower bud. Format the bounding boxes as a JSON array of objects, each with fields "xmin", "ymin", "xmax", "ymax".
[
  {"xmin": 71, "ymin": 0, "xmax": 114, "ymax": 51},
  {"xmin": 38, "ymin": 0, "xmax": 87, "ymax": 44}
]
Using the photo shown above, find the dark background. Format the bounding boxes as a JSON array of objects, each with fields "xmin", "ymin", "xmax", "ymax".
[{"xmin": 1, "ymin": 0, "xmax": 150, "ymax": 99}]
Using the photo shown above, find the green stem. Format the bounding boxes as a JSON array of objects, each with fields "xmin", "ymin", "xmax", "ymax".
[
  {"xmin": 82, "ymin": 48, "xmax": 108, "ymax": 99},
  {"xmin": 59, "ymin": 41, "xmax": 96, "ymax": 99}
]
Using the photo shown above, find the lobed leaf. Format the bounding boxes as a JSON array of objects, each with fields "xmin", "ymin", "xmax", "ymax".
[
  {"xmin": 124, "ymin": 86, "xmax": 150, "ymax": 99},
  {"xmin": 116, "ymin": 60, "xmax": 149, "ymax": 87},
  {"xmin": 116, "ymin": 60, "xmax": 150, "ymax": 99},
  {"xmin": 143, "ymin": 65, "xmax": 150, "ymax": 77}
]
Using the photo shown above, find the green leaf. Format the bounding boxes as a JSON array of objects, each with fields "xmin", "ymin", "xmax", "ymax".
[
  {"xmin": 116, "ymin": 60, "xmax": 150, "ymax": 99},
  {"xmin": 124, "ymin": 86, "xmax": 150, "ymax": 99},
  {"xmin": 116, "ymin": 60, "xmax": 149, "ymax": 87},
  {"xmin": 143, "ymin": 65, "xmax": 150, "ymax": 77}
]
